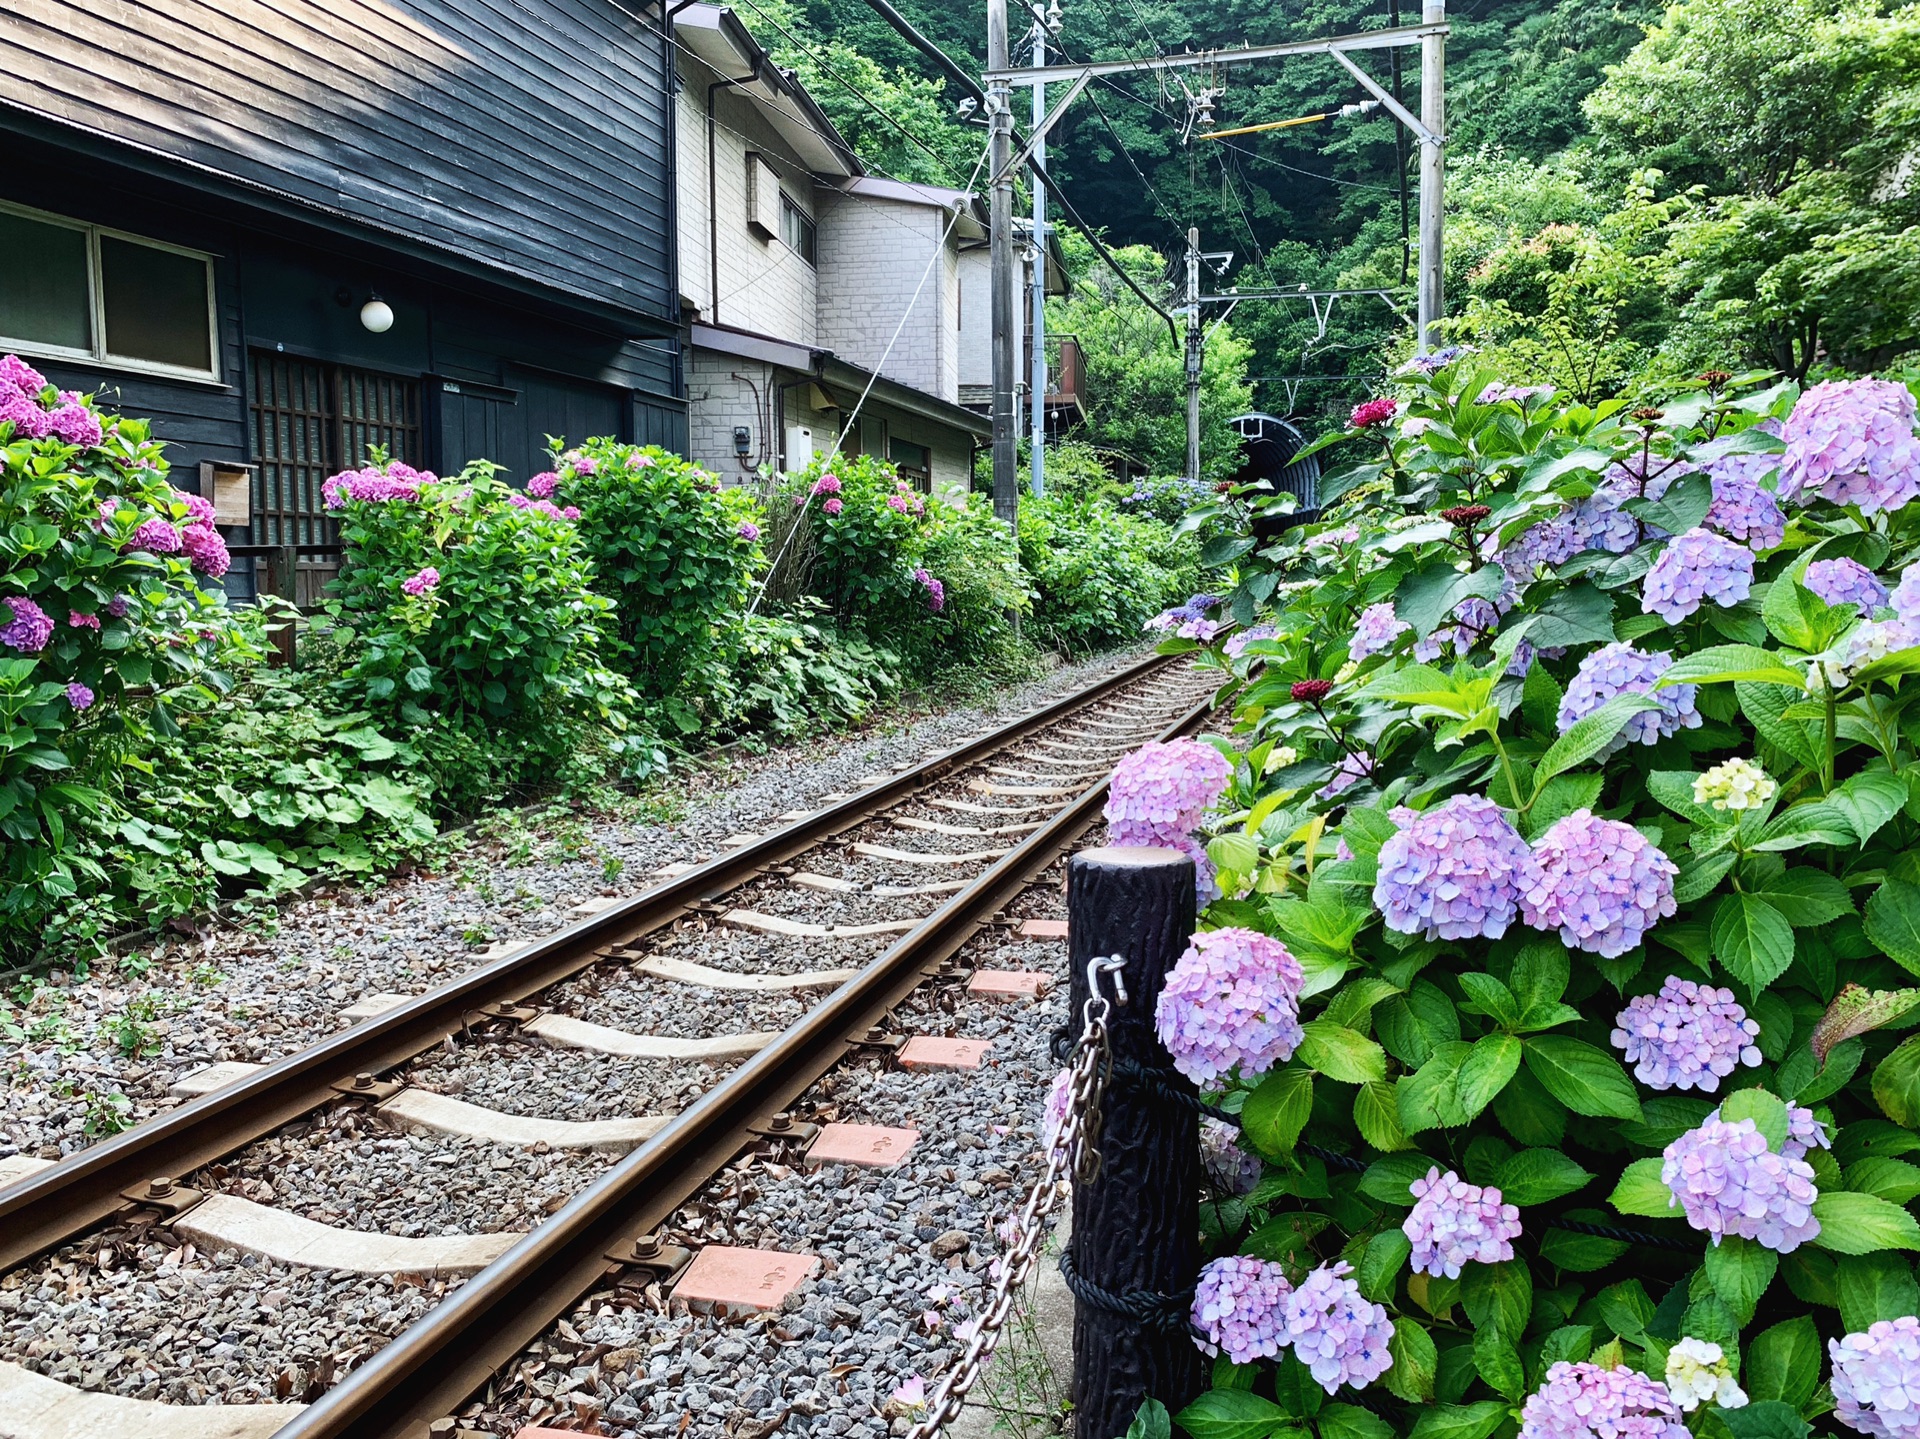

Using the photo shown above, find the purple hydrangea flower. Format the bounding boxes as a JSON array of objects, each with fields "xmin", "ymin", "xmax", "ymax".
[
  {"xmin": 401, "ymin": 566, "xmax": 440, "ymax": 596},
  {"xmin": 1201, "ymin": 1118, "xmax": 1263, "ymax": 1197},
  {"xmin": 1347, "ymin": 601, "xmax": 1407, "ymax": 661},
  {"xmin": 1662, "ymin": 1114, "xmax": 1821, "ymax": 1251},
  {"xmin": 1192, "ymin": 1256, "xmax": 1292, "ymax": 1365},
  {"xmin": 526, "ymin": 471, "xmax": 559, "ymax": 498},
  {"xmin": 1401, "ymin": 345, "xmax": 1470, "ymax": 375},
  {"xmin": 1318, "ymin": 750, "xmax": 1375, "ymax": 800},
  {"xmin": 1558, "ymin": 643, "xmax": 1702, "ymax": 753},
  {"xmin": 1780, "ymin": 378, "xmax": 1920, "ymax": 514},
  {"xmin": 1832, "ymin": 1317, "xmax": 1920, "ymax": 1439},
  {"xmin": 1403, "ymin": 1167, "xmax": 1523, "ymax": 1279},
  {"xmin": 321, "ymin": 466, "xmax": 426, "ymax": 507},
  {"xmin": 1892, "ymin": 562, "xmax": 1920, "ymax": 625},
  {"xmin": 46, "ymin": 402, "xmax": 103, "ymax": 448},
  {"xmin": 66, "ymin": 682, "xmax": 94, "ymax": 710},
  {"xmin": 1479, "ymin": 382, "xmax": 1556, "ymax": 406},
  {"xmin": 1373, "ymin": 795, "xmax": 1530, "ymax": 941},
  {"xmin": 179, "ymin": 523, "xmax": 230, "ymax": 579},
  {"xmin": 1520, "ymin": 810, "xmax": 1677, "ymax": 957},
  {"xmin": 68, "ymin": 611, "xmax": 100, "ymax": 631},
  {"xmin": 737, "ymin": 521, "xmax": 761, "ymax": 542},
  {"xmin": 1499, "ymin": 514, "xmax": 1583, "ymax": 586},
  {"xmin": 1805, "ymin": 558, "xmax": 1890, "ymax": 616},
  {"xmin": 1281, "ymin": 1262, "xmax": 1395, "ymax": 1394},
  {"xmin": 1567, "ymin": 492, "xmax": 1642, "ymax": 555},
  {"xmin": 1612, "ymin": 976, "xmax": 1762, "ymax": 1091},
  {"xmin": 0, "ymin": 596, "xmax": 54, "ymax": 653},
  {"xmin": 128, "ymin": 517, "xmax": 182, "ymax": 555},
  {"xmin": 1225, "ymin": 624, "xmax": 1280, "ymax": 660},
  {"xmin": 913, "ymin": 568, "xmax": 945, "ymax": 613},
  {"xmin": 1154, "ymin": 928, "xmax": 1304, "ymax": 1085},
  {"xmin": 1705, "ymin": 474, "xmax": 1786, "ymax": 551},
  {"xmin": 1519, "ymin": 1362, "xmax": 1689, "ymax": 1439},
  {"xmin": 1107, "ymin": 740, "xmax": 1232, "ymax": 831},
  {"xmin": 106, "ymin": 595, "xmax": 130, "ymax": 618},
  {"xmin": 1642, "ymin": 528, "xmax": 1756, "ymax": 623}
]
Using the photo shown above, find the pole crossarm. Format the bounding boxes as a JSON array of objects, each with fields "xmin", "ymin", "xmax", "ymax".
[
  {"xmin": 1326, "ymin": 46, "xmax": 1435, "ymax": 144},
  {"xmin": 981, "ymin": 20, "xmax": 1447, "ymax": 86},
  {"xmin": 1198, "ymin": 288, "xmax": 1409, "ymax": 304},
  {"xmin": 997, "ymin": 68, "xmax": 1090, "ymax": 181}
]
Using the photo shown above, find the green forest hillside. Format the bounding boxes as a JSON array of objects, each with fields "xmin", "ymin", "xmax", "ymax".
[{"xmin": 739, "ymin": 0, "xmax": 1920, "ymax": 443}]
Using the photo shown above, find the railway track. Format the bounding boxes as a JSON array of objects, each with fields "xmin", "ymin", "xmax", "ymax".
[{"xmin": 0, "ymin": 651, "xmax": 1214, "ymax": 1438}]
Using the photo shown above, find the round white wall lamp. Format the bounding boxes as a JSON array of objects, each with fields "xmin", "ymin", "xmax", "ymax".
[{"xmin": 359, "ymin": 295, "xmax": 395, "ymax": 334}]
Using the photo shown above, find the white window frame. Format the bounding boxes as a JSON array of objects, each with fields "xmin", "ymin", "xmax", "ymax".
[
  {"xmin": 779, "ymin": 193, "xmax": 817, "ymax": 267},
  {"xmin": 0, "ymin": 199, "xmax": 221, "ymax": 383}
]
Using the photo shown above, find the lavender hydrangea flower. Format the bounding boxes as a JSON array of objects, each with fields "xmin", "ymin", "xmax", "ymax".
[
  {"xmin": 0, "ymin": 596, "xmax": 54, "ymax": 653},
  {"xmin": 1402, "ymin": 1167, "xmax": 1523, "ymax": 1278},
  {"xmin": 1520, "ymin": 810, "xmax": 1677, "ymax": 957},
  {"xmin": 1499, "ymin": 514, "xmax": 1583, "ymax": 585},
  {"xmin": 1612, "ymin": 976, "xmax": 1762, "ymax": 1091},
  {"xmin": 1281, "ymin": 1262, "xmax": 1395, "ymax": 1394},
  {"xmin": 1106, "ymin": 740, "xmax": 1231, "ymax": 831},
  {"xmin": 1780, "ymin": 378, "xmax": 1920, "ymax": 514},
  {"xmin": 1346, "ymin": 602, "xmax": 1407, "ymax": 661},
  {"xmin": 1373, "ymin": 795, "xmax": 1529, "ymax": 941},
  {"xmin": 1892, "ymin": 562, "xmax": 1920, "ymax": 624},
  {"xmin": 1154, "ymin": 928, "xmax": 1305, "ymax": 1085},
  {"xmin": 1832, "ymin": 1317, "xmax": 1920, "ymax": 1439},
  {"xmin": 66, "ymin": 682, "xmax": 94, "ymax": 711},
  {"xmin": 1704, "ymin": 474, "xmax": 1786, "ymax": 551},
  {"xmin": 737, "ymin": 521, "xmax": 761, "ymax": 542},
  {"xmin": 1201, "ymin": 1118, "xmax": 1263, "ymax": 1196},
  {"xmin": 1662, "ymin": 1114, "xmax": 1821, "ymax": 1251},
  {"xmin": 1191, "ymin": 1256, "xmax": 1292, "ymax": 1365},
  {"xmin": 1805, "ymin": 558, "xmax": 1891, "ymax": 615},
  {"xmin": 1567, "ymin": 492, "xmax": 1641, "ymax": 555},
  {"xmin": 1519, "ymin": 1362, "xmax": 1689, "ymax": 1439},
  {"xmin": 1558, "ymin": 643, "xmax": 1702, "ymax": 753},
  {"xmin": 1642, "ymin": 528, "xmax": 1755, "ymax": 623},
  {"xmin": 1225, "ymin": 624, "xmax": 1280, "ymax": 660}
]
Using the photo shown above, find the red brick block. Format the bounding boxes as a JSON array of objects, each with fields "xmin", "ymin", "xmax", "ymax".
[
  {"xmin": 1018, "ymin": 918, "xmax": 1070, "ymax": 939},
  {"xmin": 672, "ymin": 1245, "xmax": 819, "ymax": 1315},
  {"xmin": 898, "ymin": 1036, "xmax": 992, "ymax": 1070},
  {"xmin": 967, "ymin": 970, "xmax": 1052, "ymax": 1000},
  {"xmin": 806, "ymin": 1122, "xmax": 920, "ymax": 1167}
]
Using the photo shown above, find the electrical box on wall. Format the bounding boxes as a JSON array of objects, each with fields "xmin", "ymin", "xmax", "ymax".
[
  {"xmin": 784, "ymin": 426, "xmax": 813, "ymax": 470},
  {"xmin": 746, "ymin": 153, "xmax": 781, "ymax": 240},
  {"xmin": 199, "ymin": 461, "xmax": 256, "ymax": 527}
]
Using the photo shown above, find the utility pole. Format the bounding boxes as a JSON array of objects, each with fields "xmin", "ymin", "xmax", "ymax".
[
  {"xmin": 1184, "ymin": 226, "xmax": 1201, "ymax": 482},
  {"xmin": 1029, "ymin": 19, "xmax": 1049, "ymax": 499},
  {"xmin": 988, "ymin": 0, "xmax": 1019, "ymax": 526},
  {"xmin": 1417, "ymin": 0, "xmax": 1446, "ymax": 351}
]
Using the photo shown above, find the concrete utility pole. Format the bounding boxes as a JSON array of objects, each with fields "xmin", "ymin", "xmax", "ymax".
[
  {"xmin": 1184, "ymin": 226, "xmax": 1201, "ymax": 482},
  {"xmin": 1417, "ymin": 0, "xmax": 1446, "ymax": 351},
  {"xmin": 988, "ymin": 0, "xmax": 1019, "ymax": 526},
  {"xmin": 1029, "ymin": 21, "xmax": 1048, "ymax": 499}
]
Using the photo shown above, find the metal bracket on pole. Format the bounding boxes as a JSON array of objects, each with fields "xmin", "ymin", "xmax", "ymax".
[
  {"xmin": 997, "ymin": 69, "xmax": 1090, "ymax": 182},
  {"xmin": 982, "ymin": 19, "xmax": 1446, "ymax": 86},
  {"xmin": 1324, "ymin": 47, "xmax": 1437, "ymax": 145}
]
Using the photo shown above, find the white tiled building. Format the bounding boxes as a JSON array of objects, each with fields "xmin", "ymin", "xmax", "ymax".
[{"xmin": 672, "ymin": 5, "xmax": 994, "ymax": 496}]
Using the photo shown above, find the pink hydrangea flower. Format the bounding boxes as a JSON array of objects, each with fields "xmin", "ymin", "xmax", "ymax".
[
  {"xmin": 1520, "ymin": 810, "xmax": 1677, "ymax": 957},
  {"xmin": 128, "ymin": 517, "xmax": 181, "ymax": 554},
  {"xmin": 913, "ymin": 568, "xmax": 945, "ymax": 613},
  {"xmin": 1350, "ymin": 398, "xmax": 1399, "ymax": 428},
  {"xmin": 1042, "ymin": 1069, "xmax": 1073, "ymax": 1163},
  {"xmin": 0, "ymin": 596, "xmax": 54, "ymax": 653},
  {"xmin": 1520, "ymin": 1362, "xmax": 1688, "ymax": 1439},
  {"xmin": 1403, "ymin": 1167, "xmax": 1523, "ymax": 1278},
  {"xmin": 0, "ymin": 354, "xmax": 47, "ymax": 395},
  {"xmin": 179, "ymin": 523, "xmax": 230, "ymax": 579},
  {"xmin": 1374, "ymin": 795, "xmax": 1530, "ymax": 941},
  {"xmin": 46, "ymin": 402, "xmax": 103, "ymax": 448},
  {"xmin": 1642, "ymin": 528, "xmax": 1755, "ymax": 623},
  {"xmin": 1154, "ymin": 928, "xmax": 1304, "ymax": 1085},
  {"xmin": 1780, "ymin": 378, "xmax": 1920, "ymax": 514},
  {"xmin": 171, "ymin": 489, "xmax": 216, "ymax": 525},
  {"xmin": 1612, "ymin": 976, "xmax": 1761, "ymax": 1092},
  {"xmin": 526, "ymin": 471, "xmax": 558, "ymax": 498},
  {"xmin": 401, "ymin": 566, "xmax": 440, "ymax": 596},
  {"xmin": 67, "ymin": 611, "xmax": 100, "ymax": 631},
  {"xmin": 812, "ymin": 475, "xmax": 842, "ymax": 495},
  {"xmin": 1832, "ymin": 1317, "xmax": 1920, "ymax": 1439},
  {"xmin": 1662, "ymin": 1114, "xmax": 1821, "ymax": 1251},
  {"xmin": 1193, "ymin": 1256, "xmax": 1292, "ymax": 1364},
  {"xmin": 0, "ymin": 392, "xmax": 52, "ymax": 439},
  {"xmin": 1107, "ymin": 740, "xmax": 1231, "ymax": 830},
  {"xmin": 823, "ymin": 497, "xmax": 843, "ymax": 515},
  {"xmin": 1281, "ymin": 1262, "xmax": 1395, "ymax": 1393}
]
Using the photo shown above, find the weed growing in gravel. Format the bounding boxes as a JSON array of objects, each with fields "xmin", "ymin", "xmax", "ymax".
[
  {"xmin": 461, "ymin": 927, "xmax": 494, "ymax": 949},
  {"xmin": 80, "ymin": 1090, "xmax": 132, "ymax": 1137},
  {"xmin": 600, "ymin": 855, "xmax": 625, "ymax": 885},
  {"xmin": 188, "ymin": 963, "xmax": 226, "ymax": 988},
  {"xmin": 104, "ymin": 998, "xmax": 159, "ymax": 1058}
]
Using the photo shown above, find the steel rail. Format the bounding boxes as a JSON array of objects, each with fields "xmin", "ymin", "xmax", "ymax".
[
  {"xmin": 272, "ymin": 686, "xmax": 1217, "ymax": 1439},
  {"xmin": 0, "ymin": 649, "xmax": 1179, "ymax": 1273}
]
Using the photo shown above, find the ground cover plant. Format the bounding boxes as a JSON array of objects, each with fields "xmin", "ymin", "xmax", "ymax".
[{"xmin": 1103, "ymin": 360, "xmax": 1920, "ymax": 1439}]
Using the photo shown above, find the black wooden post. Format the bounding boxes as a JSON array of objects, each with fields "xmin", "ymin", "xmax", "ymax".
[{"xmin": 1067, "ymin": 844, "xmax": 1204, "ymax": 1439}]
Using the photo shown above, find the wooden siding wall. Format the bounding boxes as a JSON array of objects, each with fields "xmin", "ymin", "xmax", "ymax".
[{"xmin": 0, "ymin": 0, "xmax": 675, "ymax": 320}]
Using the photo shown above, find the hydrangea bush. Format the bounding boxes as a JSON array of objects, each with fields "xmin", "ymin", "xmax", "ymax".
[
  {"xmin": 0, "ymin": 356, "xmax": 249, "ymax": 924},
  {"xmin": 1128, "ymin": 361, "xmax": 1920, "ymax": 1439}
]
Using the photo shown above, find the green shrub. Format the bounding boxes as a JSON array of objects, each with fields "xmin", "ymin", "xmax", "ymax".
[
  {"xmin": 915, "ymin": 493, "xmax": 1035, "ymax": 675},
  {"xmin": 729, "ymin": 605, "xmax": 903, "ymax": 738},
  {"xmin": 777, "ymin": 452, "xmax": 938, "ymax": 629},
  {"xmin": 1018, "ymin": 492, "xmax": 1192, "ymax": 652},
  {"xmin": 538, "ymin": 442, "xmax": 763, "ymax": 725},
  {"xmin": 322, "ymin": 456, "xmax": 632, "ymax": 735}
]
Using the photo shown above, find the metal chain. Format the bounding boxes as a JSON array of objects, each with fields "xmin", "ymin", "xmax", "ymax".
[{"xmin": 902, "ymin": 955, "xmax": 1127, "ymax": 1439}]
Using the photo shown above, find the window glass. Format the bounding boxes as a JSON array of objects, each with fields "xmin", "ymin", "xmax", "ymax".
[
  {"xmin": 781, "ymin": 196, "xmax": 817, "ymax": 266},
  {"xmin": 101, "ymin": 235, "xmax": 212, "ymax": 372},
  {"xmin": 0, "ymin": 211, "xmax": 91, "ymax": 353},
  {"xmin": 890, "ymin": 439, "xmax": 932, "ymax": 491}
]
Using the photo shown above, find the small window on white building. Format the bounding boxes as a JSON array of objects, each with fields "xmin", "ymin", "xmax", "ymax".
[
  {"xmin": 780, "ymin": 195, "xmax": 817, "ymax": 266},
  {"xmin": 0, "ymin": 202, "xmax": 217, "ymax": 380},
  {"xmin": 890, "ymin": 439, "xmax": 931, "ymax": 492}
]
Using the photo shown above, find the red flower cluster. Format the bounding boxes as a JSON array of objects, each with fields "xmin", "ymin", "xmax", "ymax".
[
  {"xmin": 1290, "ymin": 678, "xmax": 1334, "ymax": 703},
  {"xmin": 1350, "ymin": 398, "xmax": 1399, "ymax": 429},
  {"xmin": 1440, "ymin": 504, "xmax": 1492, "ymax": 528}
]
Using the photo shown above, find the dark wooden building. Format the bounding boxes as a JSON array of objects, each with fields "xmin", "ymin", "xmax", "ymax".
[{"xmin": 0, "ymin": 0, "xmax": 685, "ymax": 596}]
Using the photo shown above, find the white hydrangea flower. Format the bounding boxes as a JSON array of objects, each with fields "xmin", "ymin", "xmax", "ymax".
[
  {"xmin": 1664, "ymin": 1337, "xmax": 1748, "ymax": 1412},
  {"xmin": 1693, "ymin": 758, "xmax": 1777, "ymax": 812},
  {"xmin": 1263, "ymin": 745, "xmax": 1298, "ymax": 774}
]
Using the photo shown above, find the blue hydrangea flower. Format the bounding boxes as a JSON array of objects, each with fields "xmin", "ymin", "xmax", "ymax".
[
  {"xmin": 1805, "ymin": 558, "xmax": 1890, "ymax": 616},
  {"xmin": 1558, "ymin": 643, "xmax": 1702, "ymax": 753},
  {"xmin": 1520, "ymin": 810, "xmax": 1677, "ymax": 957},
  {"xmin": 1642, "ymin": 528, "xmax": 1755, "ymax": 623},
  {"xmin": 1662, "ymin": 1113, "xmax": 1821, "ymax": 1252}
]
